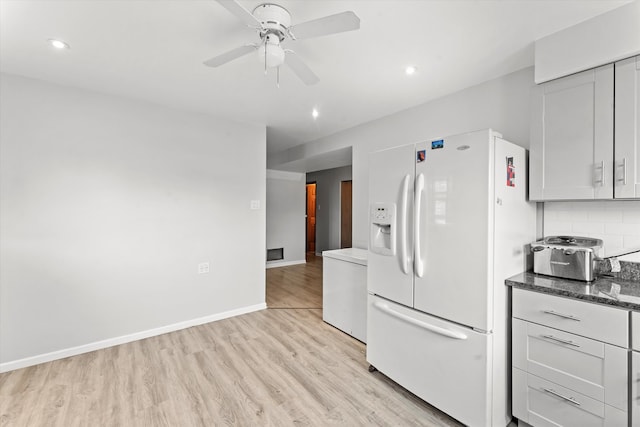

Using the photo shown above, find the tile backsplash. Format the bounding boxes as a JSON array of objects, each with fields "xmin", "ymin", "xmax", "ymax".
[{"xmin": 543, "ymin": 201, "xmax": 640, "ymax": 262}]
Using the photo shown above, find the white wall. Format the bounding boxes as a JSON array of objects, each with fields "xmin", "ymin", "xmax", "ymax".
[
  {"xmin": 306, "ymin": 165, "xmax": 352, "ymax": 254},
  {"xmin": 271, "ymin": 66, "xmax": 640, "ymax": 265},
  {"xmin": 0, "ymin": 74, "xmax": 267, "ymax": 369},
  {"xmin": 535, "ymin": 0, "xmax": 640, "ymax": 83},
  {"xmin": 271, "ymin": 67, "xmax": 535, "ymax": 249},
  {"xmin": 266, "ymin": 170, "xmax": 305, "ymax": 267}
]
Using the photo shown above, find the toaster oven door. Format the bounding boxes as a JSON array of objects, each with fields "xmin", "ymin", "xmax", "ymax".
[{"xmin": 533, "ymin": 247, "xmax": 593, "ymax": 281}]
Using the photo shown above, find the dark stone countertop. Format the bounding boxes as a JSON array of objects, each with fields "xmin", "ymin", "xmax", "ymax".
[{"xmin": 506, "ymin": 271, "xmax": 640, "ymax": 311}]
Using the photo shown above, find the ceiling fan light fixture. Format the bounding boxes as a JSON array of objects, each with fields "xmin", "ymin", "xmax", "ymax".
[
  {"xmin": 258, "ymin": 42, "xmax": 285, "ymax": 68},
  {"xmin": 48, "ymin": 39, "xmax": 70, "ymax": 49},
  {"xmin": 258, "ymin": 33, "xmax": 285, "ymax": 68},
  {"xmin": 207, "ymin": 0, "xmax": 360, "ymax": 86}
]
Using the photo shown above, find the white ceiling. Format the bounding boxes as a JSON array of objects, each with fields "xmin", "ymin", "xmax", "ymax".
[{"xmin": 0, "ymin": 0, "xmax": 631, "ymax": 157}]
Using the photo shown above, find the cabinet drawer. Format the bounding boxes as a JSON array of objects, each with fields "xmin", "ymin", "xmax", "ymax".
[
  {"xmin": 513, "ymin": 318, "xmax": 628, "ymax": 410},
  {"xmin": 513, "ymin": 288, "xmax": 629, "ymax": 347},
  {"xmin": 513, "ymin": 368, "xmax": 628, "ymax": 427}
]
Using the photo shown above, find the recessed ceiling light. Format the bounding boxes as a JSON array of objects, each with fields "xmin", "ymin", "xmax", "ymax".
[
  {"xmin": 312, "ymin": 108, "xmax": 319, "ymax": 119},
  {"xmin": 48, "ymin": 39, "xmax": 70, "ymax": 49},
  {"xmin": 405, "ymin": 65, "xmax": 417, "ymax": 76}
]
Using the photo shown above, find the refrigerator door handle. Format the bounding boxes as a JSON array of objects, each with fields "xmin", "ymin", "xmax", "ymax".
[
  {"xmin": 400, "ymin": 174, "xmax": 410, "ymax": 274},
  {"xmin": 414, "ymin": 173, "xmax": 425, "ymax": 278},
  {"xmin": 373, "ymin": 301, "xmax": 467, "ymax": 340}
]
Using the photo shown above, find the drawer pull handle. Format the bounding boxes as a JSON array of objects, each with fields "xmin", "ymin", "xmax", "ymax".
[
  {"xmin": 542, "ymin": 310, "xmax": 581, "ymax": 321},
  {"xmin": 541, "ymin": 334, "xmax": 580, "ymax": 347},
  {"xmin": 543, "ymin": 388, "xmax": 581, "ymax": 406}
]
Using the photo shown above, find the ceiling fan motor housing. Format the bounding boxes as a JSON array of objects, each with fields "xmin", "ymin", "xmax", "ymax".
[{"xmin": 253, "ymin": 3, "xmax": 291, "ymax": 41}]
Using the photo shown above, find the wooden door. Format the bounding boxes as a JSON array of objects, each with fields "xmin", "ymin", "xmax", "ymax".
[
  {"xmin": 306, "ymin": 183, "xmax": 316, "ymax": 252},
  {"xmin": 340, "ymin": 180, "xmax": 352, "ymax": 248}
]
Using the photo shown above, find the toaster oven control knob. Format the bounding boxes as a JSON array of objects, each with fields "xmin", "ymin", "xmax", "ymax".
[{"xmin": 563, "ymin": 249, "xmax": 576, "ymax": 255}]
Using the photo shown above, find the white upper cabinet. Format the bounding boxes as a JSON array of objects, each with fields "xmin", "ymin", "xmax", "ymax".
[
  {"xmin": 615, "ymin": 55, "xmax": 640, "ymax": 199},
  {"xmin": 529, "ymin": 64, "xmax": 614, "ymax": 200},
  {"xmin": 530, "ymin": 56, "xmax": 640, "ymax": 201}
]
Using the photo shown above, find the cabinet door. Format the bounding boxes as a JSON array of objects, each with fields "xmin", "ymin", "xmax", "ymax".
[
  {"xmin": 322, "ymin": 257, "xmax": 367, "ymax": 342},
  {"xmin": 512, "ymin": 318, "xmax": 628, "ymax": 411},
  {"xmin": 615, "ymin": 55, "xmax": 640, "ymax": 199},
  {"xmin": 530, "ymin": 64, "xmax": 614, "ymax": 200},
  {"xmin": 512, "ymin": 368, "xmax": 628, "ymax": 427},
  {"xmin": 633, "ymin": 351, "xmax": 640, "ymax": 426}
]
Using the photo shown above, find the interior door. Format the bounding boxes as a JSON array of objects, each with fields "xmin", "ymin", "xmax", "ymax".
[
  {"xmin": 306, "ymin": 183, "xmax": 316, "ymax": 252},
  {"xmin": 367, "ymin": 143, "xmax": 415, "ymax": 307},
  {"xmin": 413, "ymin": 130, "xmax": 492, "ymax": 331}
]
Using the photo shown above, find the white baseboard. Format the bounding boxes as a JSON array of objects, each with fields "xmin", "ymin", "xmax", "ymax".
[
  {"xmin": 0, "ymin": 303, "xmax": 266, "ymax": 373},
  {"xmin": 265, "ymin": 259, "xmax": 306, "ymax": 269}
]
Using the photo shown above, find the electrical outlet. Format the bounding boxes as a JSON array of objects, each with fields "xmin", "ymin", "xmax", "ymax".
[
  {"xmin": 198, "ymin": 262, "xmax": 210, "ymax": 274},
  {"xmin": 250, "ymin": 200, "xmax": 260, "ymax": 210}
]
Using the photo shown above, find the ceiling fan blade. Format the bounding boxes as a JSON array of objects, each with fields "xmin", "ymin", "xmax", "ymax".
[
  {"xmin": 288, "ymin": 11, "xmax": 360, "ymax": 40},
  {"xmin": 284, "ymin": 51, "xmax": 319, "ymax": 86},
  {"xmin": 215, "ymin": 0, "xmax": 263, "ymax": 28},
  {"xmin": 203, "ymin": 44, "xmax": 258, "ymax": 67}
]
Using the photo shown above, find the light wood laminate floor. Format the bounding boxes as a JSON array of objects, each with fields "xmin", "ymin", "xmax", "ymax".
[
  {"xmin": 0, "ymin": 257, "xmax": 462, "ymax": 427},
  {"xmin": 266, "ymin": 253, "xmax": 323, "ymax": 309}
]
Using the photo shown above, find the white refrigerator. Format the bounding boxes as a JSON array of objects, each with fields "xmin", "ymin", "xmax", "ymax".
[{"xmin": 367, "ymin": 129, "xmax": 536, "ymax": 427}]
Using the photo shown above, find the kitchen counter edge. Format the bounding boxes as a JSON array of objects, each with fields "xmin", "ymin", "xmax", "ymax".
[{"xmin": 506, "ymin": 272, "xmax": 640, "ymax": 311}]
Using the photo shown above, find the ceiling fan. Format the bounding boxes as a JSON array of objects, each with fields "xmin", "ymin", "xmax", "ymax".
[{"xmin": 204, "ymin": 0, "xmax": 361, "ymax": 85}]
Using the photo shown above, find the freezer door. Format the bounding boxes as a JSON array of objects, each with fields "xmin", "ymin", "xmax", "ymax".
[
  {"xmin": 366, "ymin": 295, "xmax": 496, "ymax": 427},
  {"xmin": 413, "ymin": 130, "xmax": 493, "ymax": 331},
  {"xmin": 367, "ymin": 143, "xmax": 415, "ymax": 307}
]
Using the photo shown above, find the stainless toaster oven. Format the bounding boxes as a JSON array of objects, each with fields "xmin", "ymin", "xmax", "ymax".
[{"xmin": 531, "ymin": 236, "xmax": 603, "ymax": 282}]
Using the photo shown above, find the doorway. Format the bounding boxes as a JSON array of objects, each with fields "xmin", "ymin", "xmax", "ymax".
[
  {"xmin": 340, "ymin": 180, "xmax": 352, "ymax": 248},
  {"xmin": 306, "ymin": 182, "xmax": 317, "ymax": 253}
]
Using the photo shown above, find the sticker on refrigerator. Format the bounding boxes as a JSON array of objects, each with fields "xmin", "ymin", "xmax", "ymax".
[
  {"xmin": 506, "ymin": 157, "xmax": 515, "ymax": 187},
  {"xmin": 417, "ymin": 150, "xmax": 426, "ymax": 163},
  {"xmin": 431, "ymin": 139, "xmax": 444, "ymax": 149}
]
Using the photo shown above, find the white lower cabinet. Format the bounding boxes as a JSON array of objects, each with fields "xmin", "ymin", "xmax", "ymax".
[
  {"xmin": 322, "ymin": 249, "xmax": 367, "ymax": 342},
  {"xmin": 632, "ymin": 352, "xmax": 640, "ymax": 426},
  {"xmin": 513, "ymin": 319, "xmax": 627, "ymax": 410},
  {"xmin": 632, "ymin": 312, "xmax": 640, "ymax": 425},
  {"xmin": 513, "ymin": 369, "xmax": 627, "ymax": 427},
  {"xmin": 512, "ymin": 289, "xmax": 630, "ymax": 426}
]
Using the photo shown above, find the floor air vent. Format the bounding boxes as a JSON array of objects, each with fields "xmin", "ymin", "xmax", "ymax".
[{"xmin": 267, "ymin": 248, "xmax": 284, "ymax": 261}]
